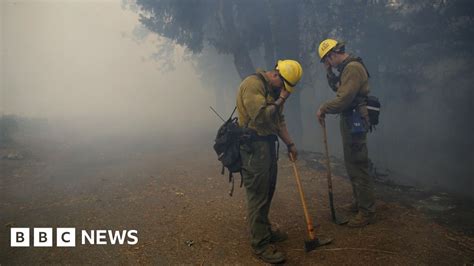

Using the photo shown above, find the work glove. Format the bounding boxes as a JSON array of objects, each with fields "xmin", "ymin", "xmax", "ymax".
[
  {"xmin": 287, "ymin": 143, "xmax": 297, "ymax": 161},
  {"xmin": 279, "ymin": 89, "xmax": 291, "ymax": 104},
  {"xmin": 316, "ymin": 108, "xmax": 326, "ymax": 126}
]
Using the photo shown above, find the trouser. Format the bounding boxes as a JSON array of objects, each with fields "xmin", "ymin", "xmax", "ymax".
[
  {"xmin": 340, "ymin": 114, "xmax": 376, "ymax": 214},
  {"xmin": 240, "ymin": 138, "xmax": 278, "ymax": 252}
]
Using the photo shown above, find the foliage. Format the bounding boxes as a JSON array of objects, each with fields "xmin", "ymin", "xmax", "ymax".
[{"xmin": 132, "ymin": 0, "xmax": 474, "ymax": 192}]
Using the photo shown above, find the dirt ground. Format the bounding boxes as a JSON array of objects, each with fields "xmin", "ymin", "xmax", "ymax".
[{"xmin": 1, "ymin": 135, "xmax": 473, "ymax": 265}]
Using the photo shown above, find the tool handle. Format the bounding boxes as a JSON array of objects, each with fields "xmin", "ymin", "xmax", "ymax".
[
  {"xmin": 322, "ymin": 123, "xmax": 337, "ymax": 221},
  {"xmin": 321, "ymin": 123, "xmax": 333, "ymax": 190},
  {"xmin": 290, "ymin": 153, "xmax": 316, "ymax": 240}
]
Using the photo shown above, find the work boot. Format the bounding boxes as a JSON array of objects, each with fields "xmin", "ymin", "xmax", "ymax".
[
  {"xmin": 253, "ymin": 245, "xmax": 286, "ymax": 264},
  {"xmin": 270, "ymin": 229, "xmax": 288, "ymax": 243},
  {"xmin": 347, "ymin": 211, "xmax": 376, "ymax": 228}
]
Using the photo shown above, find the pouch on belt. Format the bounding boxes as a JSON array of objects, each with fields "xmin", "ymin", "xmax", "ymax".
[{"xmin": 350, "ymin": 109, "xmax": 367, "ymax": 134}]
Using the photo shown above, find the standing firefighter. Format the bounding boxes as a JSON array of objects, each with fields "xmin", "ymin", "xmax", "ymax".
[
  {"xmin": 316, "ymin": 39, "xmax": 376, "ymax": 227},
  {"xmin": 236, "ymin": 60, "xmax": 302, "ymax": 263}
]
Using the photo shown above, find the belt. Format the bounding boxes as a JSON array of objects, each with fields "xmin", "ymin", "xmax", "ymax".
[
  {"xmin": 251, "ymin": 133, "xmax": 279, "ymax": 160},
  {"xmin": 342, "ymin": 107, "xmax": 355, "ymax": 116},
  {"xmin": 251, "ymin": 134, "xmax": 278, "ymax": 142}
]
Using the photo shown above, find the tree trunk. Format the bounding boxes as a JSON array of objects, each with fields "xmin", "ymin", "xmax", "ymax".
[
  {"xmin": 233, "ymin": 47, "xmax": 255, "ymax": 79},
  {"xmin": 269, "ymin": 1, "xmax": 303, "ymax": 145},
  {"xmin": 217, "ymin": 0, "xmax": 255, "ymax": 80}
]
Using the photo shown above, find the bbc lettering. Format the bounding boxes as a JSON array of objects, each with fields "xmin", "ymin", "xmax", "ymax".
[{"xmin": 10, "ymin": 228, "xmax": 138, "ymax": 247}]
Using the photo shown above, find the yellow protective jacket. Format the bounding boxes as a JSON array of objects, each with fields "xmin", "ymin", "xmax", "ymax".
[
  {"xmin": 236, "ymin": 71, "xmax": 285, "ymax": 136},
  {"xmin": 321, "ymin": 58, "xmax": 370, "ymax": 116}
]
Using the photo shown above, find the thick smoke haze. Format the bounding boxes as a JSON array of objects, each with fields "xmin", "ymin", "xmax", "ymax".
[
  {"xmin": 1, "ymin": 2, "xmax": 473, "ymax": 265},
  {"xmin": 1, "ymin": 0, "xmax": 216, "ymax": 140},
  {"xmin": 1, "ymin": 0, "xmax": 473, "ymax": 199},
  {"xmin": 129, "ymin": 0, "xmax": 472, "ymax": 199}
]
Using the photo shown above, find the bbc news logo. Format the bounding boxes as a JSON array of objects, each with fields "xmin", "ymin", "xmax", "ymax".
[{"xmin": 10, "ymin": 228, "xmax": 138, "ymax": 247}]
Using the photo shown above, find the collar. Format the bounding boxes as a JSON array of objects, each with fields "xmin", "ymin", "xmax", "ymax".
[
  {"xmin": 256, "ymin": 69, "xmax": 270, "ymax": 84},
  {"xmin": 336, "ymin": 55, "xmax": 354, "ymax": 72}
]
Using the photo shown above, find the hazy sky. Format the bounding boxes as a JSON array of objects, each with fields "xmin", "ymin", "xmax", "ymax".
[{"xmin": 1, "ymin": 0, "xmax": 215, "ymax": 131}]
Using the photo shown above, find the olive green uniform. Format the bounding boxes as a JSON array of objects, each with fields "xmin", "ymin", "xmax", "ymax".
[
  {"xmin": 236, "ymin": 71, "xmax": 283, "ymax": 252},
  {"xmin": 320, "ymin": 57, "xmax": 376, "ymax": 214}
]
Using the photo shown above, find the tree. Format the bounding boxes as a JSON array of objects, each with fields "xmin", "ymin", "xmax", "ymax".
[
  {"xmin": 133, "ymin": 0, "xmax": 474, "ymax": 196},
  {"xmin": 136, "ymin": 0, "xmax": 306, "ymax": 143}
]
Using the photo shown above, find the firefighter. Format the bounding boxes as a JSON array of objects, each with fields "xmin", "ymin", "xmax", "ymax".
[
  {"xmin": 236, "ymin": 60, "xmax": 302, "ymax": 263},
  {"xmin": 316, "ymin": 39, "xmax": 376, "ymax": 227}
]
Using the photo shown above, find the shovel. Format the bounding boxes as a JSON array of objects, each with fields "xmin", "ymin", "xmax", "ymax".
[
  {"xmin": 289, "ymin": 153, "xmax": 332, "ymax": 252},
  {"xmin": 321, "ymin": 121, "xmax": 349, "ymax": 225}
]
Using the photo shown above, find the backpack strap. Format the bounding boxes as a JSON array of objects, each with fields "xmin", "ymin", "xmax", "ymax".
[
  {"xmin": 337, "ymin": 56, "xmax": 370, "ymax": 78},
  {"xmin": 240, "ymin": 73, "xmax": 270, "ymax": 129},
  {"xmin": 229, "ymin": 172, "xmax": 235, "ymax": 196},
  {"xmin": 254, "ymin": 72, "xmax": 270, "ymax": 99},
  {"xmin": 239, "ymin": 170, "xmax": 243, "ymax": 188},
  {"xmin": 335, "ymin": 57, "xmax": 371, "ymax": 112}
]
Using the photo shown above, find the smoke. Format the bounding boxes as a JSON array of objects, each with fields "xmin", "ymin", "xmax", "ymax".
[
  {"xmin": 1, "ymin": 1, "xmax": 4, "ymax": 114},
  {"xmin": 368, "ymin": 55, "xmax": 474, "ymax": 197},
  {"xmin": 298, "ymin": 47, "xmax": 474, "ymax": 199},
  {"xmin": 2, "ymin": 1, "xmax": 216, "ymax": 143},
  {"xmin": 2, "ymin": 0, "xmax": 472, "ymax": 199}
]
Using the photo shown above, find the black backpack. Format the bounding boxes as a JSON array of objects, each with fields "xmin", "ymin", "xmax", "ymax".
[
  {"xmin": 213, "ymin": 107, "xmax": 244, "ymax": 196},
  {"xmin": 212, "ymin": 73, "xmax": 269, "ymax": 196}
]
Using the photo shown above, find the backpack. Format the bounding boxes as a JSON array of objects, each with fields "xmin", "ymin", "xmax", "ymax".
[
  {"xmin": 213, "ymin": 107, "xmax": 244, "ymax": 196},
  {"xmin": 212, "ymin": 73, "xmax": 269, "ymax": 196}
]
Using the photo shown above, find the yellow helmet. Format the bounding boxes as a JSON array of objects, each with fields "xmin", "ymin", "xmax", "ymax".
[
  {"xmin": 318, "ymin": 39, "xmax": 339, "ymax": 61},
  {"xmin": 275, "ymin": 59, "xmax": 303, "ymax": 93}
]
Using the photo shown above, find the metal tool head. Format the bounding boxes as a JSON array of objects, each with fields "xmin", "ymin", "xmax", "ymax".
[{"xmin": 304, "ymin": 236, "xmax": 333, "ymax": 252}]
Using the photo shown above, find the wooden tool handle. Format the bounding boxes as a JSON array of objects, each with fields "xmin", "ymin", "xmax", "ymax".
[{"xmin": 290, "ymin": 153, "xmax": 316, "ymax": 240}]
